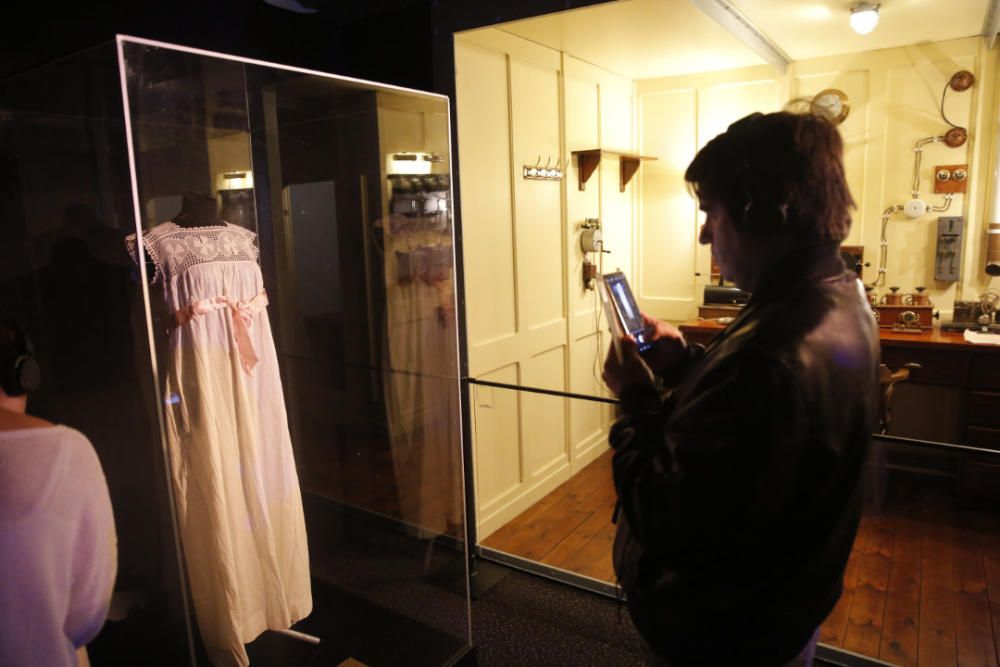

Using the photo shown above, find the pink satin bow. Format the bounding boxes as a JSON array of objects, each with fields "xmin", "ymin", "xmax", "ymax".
[{"xmin": 173, "ymin": 291, "xmax": 269, "ymax": 374}]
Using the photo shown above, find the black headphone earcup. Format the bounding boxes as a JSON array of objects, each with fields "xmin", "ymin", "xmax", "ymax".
[
  {"xmin": 17, "ymin": 356, "xmax": 41, "ymax": 394},
  {"xmin": 0, "ymin": 315, "xmax": 38, "ymax": 397},
  {"xmin": 1, "ymin": 355, "xmax": 40, "ymax": 397}
]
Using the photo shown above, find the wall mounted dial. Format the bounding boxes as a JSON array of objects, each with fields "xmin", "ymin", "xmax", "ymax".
[{"xmin": 810, "ymin": 89, "xmax": 850, "ymax": 125}]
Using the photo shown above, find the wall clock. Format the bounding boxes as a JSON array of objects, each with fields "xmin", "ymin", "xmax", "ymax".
[{"xmin": 810, "ymin": 88, "xmax": 850, "ymax": 125}]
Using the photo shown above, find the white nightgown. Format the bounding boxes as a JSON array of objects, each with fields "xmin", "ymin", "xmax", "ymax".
[{"xmin": 127, "ymin": 222, "xmax": 311, "ymax": 667}]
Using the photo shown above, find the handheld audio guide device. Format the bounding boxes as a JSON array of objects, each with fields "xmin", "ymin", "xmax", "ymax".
[{"xmin": 598, "ymin": 271, "xmax": 652, "ymax": 361}]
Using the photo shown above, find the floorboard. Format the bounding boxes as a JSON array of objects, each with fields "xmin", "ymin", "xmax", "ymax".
[{"xmin": 481, "ymin": 450, "xmax": 1000, "ymax": 667}]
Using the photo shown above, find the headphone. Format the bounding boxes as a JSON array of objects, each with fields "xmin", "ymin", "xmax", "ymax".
[
  {"xmin": 725, "ymin": 113, "xmax": 789, "ymax": 235},
  {"xmin": 1, "ymin": 314, "xmax": 41, "ymax": 397}
]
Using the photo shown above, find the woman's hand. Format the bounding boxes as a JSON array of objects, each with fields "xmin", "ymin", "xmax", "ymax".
[
  {"xmin": 638, "ymin": 312, "xmax": 687, "ymax": 376},
  {"xmin": 603, "ymin": 335, "xmax": 654, "ymax": 398}
]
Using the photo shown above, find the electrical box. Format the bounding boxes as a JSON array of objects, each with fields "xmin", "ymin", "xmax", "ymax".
[
  {"xmin": 934, "ymin": 216, "xmax": 964, "ymax": 282},
  {"xmin": 933, "ymin": 164, "xmax": 969, "ymax": 194}
]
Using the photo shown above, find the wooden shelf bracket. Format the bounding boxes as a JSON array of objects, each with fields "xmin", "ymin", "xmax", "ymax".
[{"xmin": 571, "ymin": 149, "xmax": 657, "ymax": 192}]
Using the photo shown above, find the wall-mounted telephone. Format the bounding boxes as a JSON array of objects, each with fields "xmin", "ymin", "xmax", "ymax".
[{"xmin": 580, "ymin": 218, "xmax": 606, "ymax": 290}]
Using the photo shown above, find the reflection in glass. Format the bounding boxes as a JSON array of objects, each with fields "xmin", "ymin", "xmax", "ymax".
[
  {"xmin": 120, "ymin": 39, "xmax": 469, "ymax": 666},
  {"xmin": 0, "ymin": 43, "xmax": 193, "ymax": 666}
]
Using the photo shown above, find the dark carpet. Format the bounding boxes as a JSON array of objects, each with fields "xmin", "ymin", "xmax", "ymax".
[
  {"xmin": 470, "ymin": 564, "xmax": 843, "ymax": 667},
  {"xmin": 471, "ymin": 566, "xmax": 643, "ymax": 666}
]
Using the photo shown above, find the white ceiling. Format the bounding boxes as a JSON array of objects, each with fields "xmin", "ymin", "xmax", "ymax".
[{"xmin": 495, "ymin": 0, "xmax": 990, "ymax": 80}]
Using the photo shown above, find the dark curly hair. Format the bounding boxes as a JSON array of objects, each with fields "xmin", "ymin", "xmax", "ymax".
[{"xmin": 684, "ymin": 111, "xmax": 855, "ymax": 244}]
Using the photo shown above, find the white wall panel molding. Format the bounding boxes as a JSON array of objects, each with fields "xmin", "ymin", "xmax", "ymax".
[
  {"xmin": 456, "ymin": 41, "xmax": 517, "ymax": 349},
  {"xmin": 468, "ymin": 318, "xmax": 566, "ymax": 378},
  {"xmin": 456, "ymin": 27, "xmax": 561, "ymax": 70}
]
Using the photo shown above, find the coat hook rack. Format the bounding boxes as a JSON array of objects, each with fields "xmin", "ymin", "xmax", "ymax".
[{"xmin": 523, "ymin": 154, "xmax": 563, "ymax": 181}]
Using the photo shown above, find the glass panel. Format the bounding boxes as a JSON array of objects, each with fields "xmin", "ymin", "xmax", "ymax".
[
  {"xmin": 821, "ymin": 437, "xmax": 1000, "ymax": 665},
  {"xmin": 120, "ymin": 38, "xmax": 469, "ymax": 666},
  {"xmin": 472, "ymin": 384, "xmax": 619, "ymax": 588},
  {"xmin": 475, "ymin": 384, "xmax": 1000, "ymax": 667},
  {"xmin": 0, "ymin": 44, "xmax": 195, "ymax": 665}
]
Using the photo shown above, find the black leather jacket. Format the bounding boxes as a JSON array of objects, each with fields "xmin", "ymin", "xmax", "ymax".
[{"xmin": 611, "ymin": 252, "xmax": 880, "ymax": 666}]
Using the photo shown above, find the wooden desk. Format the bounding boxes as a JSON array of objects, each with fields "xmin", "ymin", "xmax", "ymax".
[{"xmin": 678, "ymin": 320, "xmax": 1000, "ymax": 451}]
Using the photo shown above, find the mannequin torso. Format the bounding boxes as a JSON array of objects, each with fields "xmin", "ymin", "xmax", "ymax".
[{"xmin": 172, "ymin": 193, "xmax": 224, "ymax": 229}]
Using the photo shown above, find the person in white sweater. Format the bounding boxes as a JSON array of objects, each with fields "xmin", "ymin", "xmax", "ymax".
[{"xmin": 0, "ymin": 312, "xmax": 117, "ymax": 667}]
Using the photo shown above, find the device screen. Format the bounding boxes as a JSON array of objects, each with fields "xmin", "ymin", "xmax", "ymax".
[{"xmin": 603, "ymin": 272, "xmax": 651, "ymax": 350}]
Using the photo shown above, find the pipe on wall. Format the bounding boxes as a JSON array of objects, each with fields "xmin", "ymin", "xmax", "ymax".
[{"xmin": 987, "ymin": 56, "xmax": 1000, "ymax": 276}]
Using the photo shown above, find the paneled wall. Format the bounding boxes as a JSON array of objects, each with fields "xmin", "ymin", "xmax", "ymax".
[
  {"xmin": 637, "ymin": 36, "xmax": 999, "ymax": 323},
  {"xmin": 455, "ymin": 29, "xmax": 633, "ymax": 538},
  {"xmin": 458, "ymin": 30, "xmax": 998, "ymax": 540},
  {"xmin": 637, "ymin": 65, "xmax": 786, "ymax": 320},
  {"xmin": 563, "ymin": 54, "xmax": 634, "ymax": 483}
]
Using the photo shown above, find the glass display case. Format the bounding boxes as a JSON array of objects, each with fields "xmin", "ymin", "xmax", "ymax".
[{"xmin": 0, "ymin": 36, "xmax": 470, "ymax": 667}]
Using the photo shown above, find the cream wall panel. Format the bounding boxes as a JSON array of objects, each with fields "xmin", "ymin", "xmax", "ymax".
[
  {"xmin": 703, "ymin": 78, "xmax": 783, "ymax": 142},
  {"xmin": 600, "ymin": 76, "xmax": 637, "ymax": 283},
  {"xmin": 471, "ymin": 363, "xmax": 521, "ymax": 516},
  {"xmin": 601, "ymin": 156, "xmax": 635, "ymax": 281},
  {"xmin": 563, "ymin": 56, "xmax": 620, "ymax": 473},
  {"xmin": 563, "ymin": 58, "xmax": 634, "ymax": 409},
  {"xmin": 565, "ymin": 73, "xmax": 602, "ymax": 322},
  {"xmin": 637, "ymin": 64, "xmax": 783, "ymax": 97},
  {"xmin": 565, "ymin": 74, "xmax": 600, "ymax": 149},
  {"xmin": 634, "ymin": 38, "xmax": 994, "ymax": 323},
  {"xmin": 879, "ymin": 53, "xmax": 976, "ymax": 308},
  {"xmin": 457, "ymin": 35, "xmax": 638, "ymax": 541},
  {"xmin": 511, "ymin": 58, "xmax": 565, "ymax": 331},
  {"xmin": 602, "ymin": 84, "xmax": 633, "ymax": 150},
  {"xmin": 521, "ymin": 346, "xmax": 569, "ymax": 480},
  {"xmin": 569, "ymin": 309, "xmax": 608, "ymax": 393},
  {"xmin": 776, "ymin": 38, "xmax": 990, "ymax": 310},
  {"xmin": 455, "ymin": 43, "xmax": 517, "ymax": 350},
  {"xmin": 467, "ymin": 319, "xmax": 564, "ymax": 378},
  {"xmin": 569, "ymin": 330, "xmax": 609, "ymax": 450},
  {"xmin": 564, "ymin": 53, "xmax": 634, "ymax": 351},
  {"xmin": 968, "ymin": 42, "xmax": 1000, "ymax": 298},
  {"xmin": 563, "ymin": 55, "xmax": 623, "ymax": 416},
  {"xmin": 457, "ymin": 27, "xmax": 561, "ymax": 71},
  {"xmin": 456, "ymin": 31, "xmax": 575, "ymax": 541},
  {"xmin": 790, "ymin": 70, "xmax": 872, "ymax": 247},
  {"xmin": 636, "ymin": 70, "xmax": 782, "ymax": 322},
  {"xmin": 638, "ymin": 88, "xmax": 698, "ymax": 320}
]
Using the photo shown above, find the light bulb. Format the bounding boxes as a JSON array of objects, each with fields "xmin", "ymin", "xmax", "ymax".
[{"xmin": 850, "ymin": 3, "xmax": 879, "ymax": 35}]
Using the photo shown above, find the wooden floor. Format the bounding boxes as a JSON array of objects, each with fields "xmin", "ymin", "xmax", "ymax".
[
  {"xmin": 482, "ymin": 450, "xmax": 1000, "ymax": 667},
  {"xmin": 483, "ymin": 450, "xmax": 618, "ymax": 583}
]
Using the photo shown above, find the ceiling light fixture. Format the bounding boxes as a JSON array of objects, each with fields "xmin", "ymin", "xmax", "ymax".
[{"xmin": 850, "ymin": 3, "xmax": 880, "ymax": 35}]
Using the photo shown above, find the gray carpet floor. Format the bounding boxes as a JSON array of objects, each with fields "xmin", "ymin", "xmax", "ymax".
[{"xmin": 471, "ymin": 566, "xmax": 843, "ymax": 666}]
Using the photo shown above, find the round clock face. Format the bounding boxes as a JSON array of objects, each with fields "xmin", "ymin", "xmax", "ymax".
[{"xmin": 811, "ymin": 89, "xmax": 850, "ymax": 125}]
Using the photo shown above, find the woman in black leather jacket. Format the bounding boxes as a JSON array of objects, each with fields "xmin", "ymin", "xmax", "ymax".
[{"xmin": 603, "ymin": 111, "xmax": 880, "ymax": 667}]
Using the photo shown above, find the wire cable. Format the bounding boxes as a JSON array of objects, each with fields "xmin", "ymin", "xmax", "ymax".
[{"xmin": 940, "ymin": 79, "xmax": 963, "ymax": 130}]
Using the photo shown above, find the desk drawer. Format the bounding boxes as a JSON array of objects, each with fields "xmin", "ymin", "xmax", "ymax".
[
  {"xmin": 968, "ymin": 391, "xmax": 1000, "ymax": 429},
  {"xmin": 959, "ymin": 455, "xmax": 1000, "ymax": 498},
  {"xmin": 881, "ymin": 347, "xmax": 968, "ymax": 387},
  {"xmin": 969, "ymin": 353, "xmax": 1000, "ymax": 391}
]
